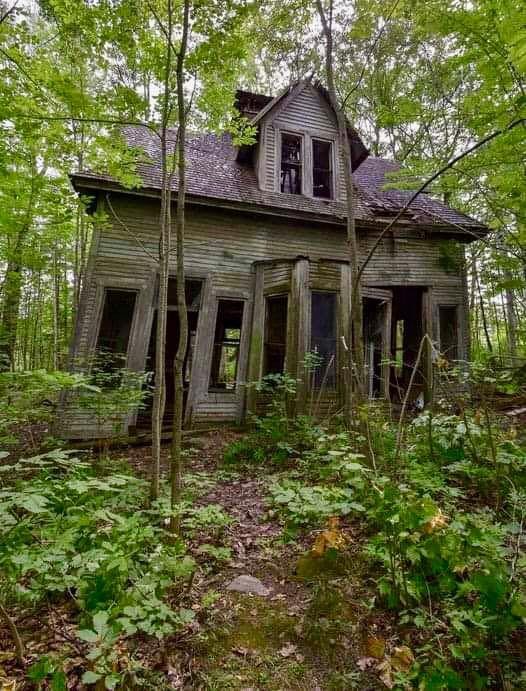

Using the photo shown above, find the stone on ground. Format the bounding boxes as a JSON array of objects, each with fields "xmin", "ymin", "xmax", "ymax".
[{"xmin": 226, "ymin": 574, "xmax": 271, "ymax": 596}]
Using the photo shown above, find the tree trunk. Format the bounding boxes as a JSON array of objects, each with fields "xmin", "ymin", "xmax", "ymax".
[
  {"xmin": 316, "ymin": 0, "xmax": 366, "ymax": 419},
  {"xmin": 150, "ymin": 1, "xmax": 174, "ymax": 503},
  {"xmin": 504, "ymin": 267, "xmax": 518, "ymax": 360},
  {"xmin": 170, "ymin": 0, "xmax": 190, "ymax": 534}
]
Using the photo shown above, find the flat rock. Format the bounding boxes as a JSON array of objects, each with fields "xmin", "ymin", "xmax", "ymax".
[{"xmin": 226, "ymin": 574, "xmax": 271, "ymax": 596}]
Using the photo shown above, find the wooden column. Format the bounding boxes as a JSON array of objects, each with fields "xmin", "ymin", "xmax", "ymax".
[
  {"xmin": 246, "ymin": 263, "xmax": 265, "ymax": 415},
  {"xmin": 185, "ymin": 276, "xmax": 214, "ymax": 425},
  {"xmin": 288, "ymin": 257, "xmax": 310, "ymax": 414},
  {"xmin": 381, "ymin": 298, "xmax": 392, "ymax": 400},
  {"xmin": 340, "ymin": 264, "xmax": 352, "ymax": 415},
  {"xmin": 422, "ymin": 287, "xmax": 434, "ymax": 405}
]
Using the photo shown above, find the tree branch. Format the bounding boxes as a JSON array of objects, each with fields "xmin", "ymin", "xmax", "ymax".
[{"xmin": 355, "ymin": 117, "xmax": 526, "ymax": 287}]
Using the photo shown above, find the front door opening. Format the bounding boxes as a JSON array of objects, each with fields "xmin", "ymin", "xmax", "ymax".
[{"xmin": 389, "ymin": 287, "xmax": 424, "ymax": 403}]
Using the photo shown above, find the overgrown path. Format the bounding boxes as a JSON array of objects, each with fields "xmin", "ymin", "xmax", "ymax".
[{"xmin": 125, "ymin": 430, "xmax": 388, "ymax": 689}]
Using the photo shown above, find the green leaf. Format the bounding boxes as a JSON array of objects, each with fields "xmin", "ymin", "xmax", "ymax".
[
  {"xmin": 82, "ymin": 670, "xmax": 102, "ymax": 684},
  {"xmin": 93, "ymin": 610, "xmax": 109, "ymax": 635},
  {"xmin": 77, "ymin": 629, "xmax": 98, "ymax": 643}
]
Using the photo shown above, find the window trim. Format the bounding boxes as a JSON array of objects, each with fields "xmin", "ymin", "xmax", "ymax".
[
  {"xmin": 310, "ymin": 289, "xmax": 338, "ymax": 390},
  {"xmin": 263, "ymin": 292, "xmax": 289, "ymax": 376},
  {"xmin": 90, "ymin": 277, "xmax": 149, "ymax": 369},
  {"xmin": 208, "ymin": 297, "xmax": 246, "ymax": 394},
  {"xmin": 277, "ymin": 129, "xmax": 304, "ymax": 195},
  {"xmin": 274, "ymin": 127, "xmax": 337, "ymax": 199}
]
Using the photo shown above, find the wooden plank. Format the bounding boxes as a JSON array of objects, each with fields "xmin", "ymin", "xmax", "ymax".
[
  {"xmin": 422, "ymin": 287, "xmax": 434, "ymax": 404},
  {"xmin": 290, "ymin": 258, "xmax": 310, "ymax": 414},
  {"xmin": 381, "ymin": 298, "xmax": 392, "ymax": 400}
]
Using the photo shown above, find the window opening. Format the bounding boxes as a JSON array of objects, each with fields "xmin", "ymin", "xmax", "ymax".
[
  {"xmin": 310, "ymin": 291, "xmax": 337, "ymax": 388},
  {"xmin": 312, "ymin": 139, "xmax": 333, "ymax": 199},
  {"xmin": 209, "ymin": 300, "xmax": 244, "ymax": 390},
  {"xmin": 95, "ymin": 289, "xmax": 137, "ymax": 370},
  {"xmin": 280, "ymin": 133, "xmax": 302, "ymax": 194},
  {"xmin": 439, "ymin": 306, "xmax": 458, "ymax": 361},
  {"xmin": 264, "ymin": 295, "xmax": 288, "ymax": 375}
]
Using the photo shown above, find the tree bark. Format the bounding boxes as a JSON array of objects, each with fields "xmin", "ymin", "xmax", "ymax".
[
  {"xmin": 170, "ymin": 0, "xmax": 190, "ymax": 534},
  {"xmin": 0, "ymin": 168, "xmax": 37, "ymax": 371},
  {"xmin": 150, "ymin": 0, "xmax": 174, "ymax": 502}
]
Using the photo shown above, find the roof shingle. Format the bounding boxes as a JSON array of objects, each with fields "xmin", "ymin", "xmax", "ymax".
[{"xmin": 73, "ymin": 126, "xmax": 486, "ymax": 234}]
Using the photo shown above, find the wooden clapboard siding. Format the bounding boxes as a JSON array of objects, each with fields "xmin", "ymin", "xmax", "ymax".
[{"xmin": 62, "ymin": 189, "xmax": 469, "ymax": 438}]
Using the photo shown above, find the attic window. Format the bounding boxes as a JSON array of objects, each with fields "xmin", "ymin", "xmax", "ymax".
[
  {"xmin": 312, "ymin": 139, "xmax": 333, "ymax": 199},
  {"xmin": 280, "ymin": 133, "xmax": 302, "ymax": 194}
]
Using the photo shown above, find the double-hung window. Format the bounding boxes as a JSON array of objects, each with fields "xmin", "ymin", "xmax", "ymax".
[
  {"xmin": 280, "ymin": 133, "xmax": 302, "ymax": 194},
  {"xmin": 279, "ymin": 132, "xmax": 334, "ymax": 199}
]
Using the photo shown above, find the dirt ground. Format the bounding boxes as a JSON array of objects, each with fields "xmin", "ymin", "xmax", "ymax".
[{"xmin": 1, "ymin": 430, "xmax": 395, "ymax": 690}]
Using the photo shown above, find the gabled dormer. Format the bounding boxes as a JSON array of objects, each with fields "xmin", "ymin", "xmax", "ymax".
[{"xmin": 236, "ymin": 80, "xmax": 369, "ymax": 202}]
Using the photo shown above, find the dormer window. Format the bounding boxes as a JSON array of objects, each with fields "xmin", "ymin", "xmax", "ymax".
[
  {"xmin": 280, "ymin": 133, "xmax": 302, "ymax": 194},
  {"xmin": 312, "ymin": 138, "xmax": 333, "ymax": 199}
]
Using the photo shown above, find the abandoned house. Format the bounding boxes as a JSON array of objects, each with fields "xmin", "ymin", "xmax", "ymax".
[{"xmin": 63, "ymin": 80, "xmax": 487, "ymax": 439}]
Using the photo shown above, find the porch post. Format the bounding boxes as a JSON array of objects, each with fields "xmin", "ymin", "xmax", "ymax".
[{"xmin": 288, "ymin": 256, "xmax": 310, "ymax": 414}]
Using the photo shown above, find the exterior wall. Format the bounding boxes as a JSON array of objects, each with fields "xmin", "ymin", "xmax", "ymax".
[{"xmin": 62, "ymin": 192, "xmax": 469, "ymax": 438}]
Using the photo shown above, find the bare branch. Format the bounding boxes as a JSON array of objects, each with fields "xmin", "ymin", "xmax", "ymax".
[{"xmin": 355, "ymin": 117, "xmax": 526, "ymax": 287}]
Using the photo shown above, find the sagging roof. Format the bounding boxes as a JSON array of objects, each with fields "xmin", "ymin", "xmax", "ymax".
[{"xmin": 72, "ymin": 126, "xmax": 487, "ymax": 236}]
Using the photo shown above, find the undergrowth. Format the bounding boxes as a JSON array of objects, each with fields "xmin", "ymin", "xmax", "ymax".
[{"xmin": 223, "ymin": 379, "xmax": 526, "ymax": 689}]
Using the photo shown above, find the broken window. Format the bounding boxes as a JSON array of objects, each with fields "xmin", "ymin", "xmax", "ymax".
[
  {"xmin": 439, "ymin": 305, "xmax": 459, "ymax": 361},
  {"xmin": 95, "ymin": 289, "xmax": 137, "ymax": 368},
  {"xmin": 310, "ymin": 291, "xmax": 337, "ymax": 388},
  {"xmin": 280, "ymin": 133, "xmax": 302, "ymax": 194},
  {"xmin": 209, "ymin": 300, "xmax": 244, "ymax": 391},
  {"xmin": 264, "ymin": 295, "xmax": 288, "ymax": 375},
  {"xmin": 312, "ymin": 139, "xmax": 333, "ymax": 199}
]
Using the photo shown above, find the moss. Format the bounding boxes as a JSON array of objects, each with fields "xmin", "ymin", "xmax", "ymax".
[{"xmin": 296, "ymin": 549, "xmax": 352, "ymax": 581}]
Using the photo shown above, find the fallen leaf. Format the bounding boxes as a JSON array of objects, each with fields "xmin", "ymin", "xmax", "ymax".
[
  {"xmin": 279, "ymin": 643, "xmax": 297, "ymax": 658},
  {"xmin": 366, "ymin": 636, "xmax": 386, "ymax": 659},
  {"xmin": 1, "ymin": 680, "xmax": 17, "ymax": 691},
  {"xmin": 311, "ymin": 516, "xmax": 347, "ymax": 556},
  {"xmin": 391, "ymin": 645, "xmax": 415, "ymax": 672},
  {"xmin": 423, "ymin": 509, "xmax": 448, "ymax": 534}
]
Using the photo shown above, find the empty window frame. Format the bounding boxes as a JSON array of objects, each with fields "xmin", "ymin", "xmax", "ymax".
[
  {"xmin": 439, "ymin": 305, "xmax": 459, "ymax": 361},
  {"xmin": 310, "ymin": 291, "xmax": 337, "ymax": 388},
  {"xmin": 209, "ymin": 300, "xmax": 244, "ymax": 391},
  {"xmin": 95, "ymin": 289, "xmax": 137, "ymax": 366},
  {"xmin": 280, "ymin": 133, "xmax": 302, "ymax": 194},
  {"xmin": 264, "ymin": 294, "xmax": 288, "ymax": 375},
  {"xmin": 312, "ymin": 138, "xmax": 333, "ymax": 199}
]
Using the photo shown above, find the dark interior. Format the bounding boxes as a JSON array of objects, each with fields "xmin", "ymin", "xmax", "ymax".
[{"xmin": 389, "ymin": 286, "xmax": 424, "ymax": 403}]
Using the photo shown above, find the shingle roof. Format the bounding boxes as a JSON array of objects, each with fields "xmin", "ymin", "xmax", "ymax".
[{"xmin": 73, "ymin": 126, "xmax": 486, "ymax": 235}]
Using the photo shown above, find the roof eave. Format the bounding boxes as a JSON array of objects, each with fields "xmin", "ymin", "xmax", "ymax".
[{"xmin": 70, "ymin": 172, "xmax": 489, "ymax": 239}]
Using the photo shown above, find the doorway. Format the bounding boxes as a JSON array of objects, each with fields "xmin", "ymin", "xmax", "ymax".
[{"xmin": 389, "ymin": 286, "xmax": 425, "ymax": 403}]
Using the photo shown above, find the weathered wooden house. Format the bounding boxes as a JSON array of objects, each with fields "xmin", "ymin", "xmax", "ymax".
[{"xmin": 64, "ymin": 80, "xmax": 486, "ymax": 439}]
